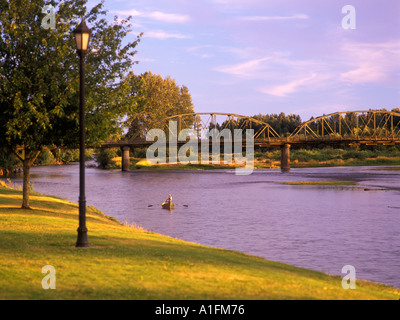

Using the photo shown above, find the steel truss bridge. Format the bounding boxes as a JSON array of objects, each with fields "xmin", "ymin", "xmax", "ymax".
[{"xmin": 103, "ymin": 110, "xmax": 400, "ymax": 171}]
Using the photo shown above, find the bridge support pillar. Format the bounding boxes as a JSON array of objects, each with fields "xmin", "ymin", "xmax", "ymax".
[
  {"xmin": 121, "ymin": 146, "xmax": 130, "ymax": 172},
  {"xmin": 280, "ymin": 144, "xmax": 290, "ymax": 172}
]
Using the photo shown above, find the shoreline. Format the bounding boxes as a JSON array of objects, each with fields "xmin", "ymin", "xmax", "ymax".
[{"xmin": 99, "ymin": 156, "xmax": 400, "ymax": 171}]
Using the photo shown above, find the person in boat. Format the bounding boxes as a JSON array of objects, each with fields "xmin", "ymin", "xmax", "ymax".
[{"xmin": 165, "ymin": 194, "xmax": 172, "ymax": 204}]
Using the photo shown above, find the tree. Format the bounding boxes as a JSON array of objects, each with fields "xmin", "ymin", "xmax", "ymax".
[
  {"xmin": 0, "ymin": 0, "xmax": 142, "ymax": 208},
  {"xmin": 252, "ymin": 112, "xmax": 302, "ymax": 136},
  {"xmin": 125, "ymin": 71, "xmax": 195, "ymax": 139},
  {"xmin": 0, "ymin": 147, "xmax": 20, "ymax": 174}
]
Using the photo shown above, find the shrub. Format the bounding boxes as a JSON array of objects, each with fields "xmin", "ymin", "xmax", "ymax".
[
  {"xmin": 95, "ymin": 148, "xmax": 119, "ymax": 168},
  {"xmin": 35, "ymin": 149, "xmax": 56, "ymax": 165},
  {"xmin": 132, "ymin": 147, "xmax": 147, "ymax": 158},
  {"xmin": 342, "ymin": 149, "xmax": 359, "ymax": 160},
  {"xmin": 264, "ymin": 150, "xmax": 280, "ymax": 160},
  {"xmin": 53, "ymin": 149, "xmax": 80, "ymax": 163},
  {"xmin": 0, "ymin": 148, "xmax": 20, "ymax": 172}
]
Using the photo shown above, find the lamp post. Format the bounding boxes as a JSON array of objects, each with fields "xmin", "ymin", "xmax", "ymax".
[{"xmin": 73, "ymin": 18, "xmax": 91, "ymax": 247}]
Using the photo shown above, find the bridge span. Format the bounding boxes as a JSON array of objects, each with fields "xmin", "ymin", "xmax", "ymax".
[{"xmin": 102, "ymin": 110, "xmax": 400, "ymax": 171}]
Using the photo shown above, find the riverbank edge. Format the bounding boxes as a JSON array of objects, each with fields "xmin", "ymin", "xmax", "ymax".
[
  {"xmin": 100, "ymin": 156, "xmax": 400, "ymax": 171},
  {"xmin": 0, "ymin": 186, "xmax": 399, "ymax": 300}
]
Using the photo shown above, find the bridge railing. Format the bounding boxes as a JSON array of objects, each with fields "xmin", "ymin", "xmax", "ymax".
[{"xmin": 289, "ymin": 110, "xmax": 400, "ymax": 142}]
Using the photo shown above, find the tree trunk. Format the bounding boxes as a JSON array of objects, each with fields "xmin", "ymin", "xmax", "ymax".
[
  {"xmin": 21, "ymin": 156, "xmax": 31, "ymax": 209},
  {"xmin": 21, "ymin": 148, "xmax": 40, "ymax": 210}
]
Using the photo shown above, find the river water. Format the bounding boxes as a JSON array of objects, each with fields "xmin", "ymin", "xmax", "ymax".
[{"xmin": 11, "ymin": 164, "xmax": 400, "ymax": 288}]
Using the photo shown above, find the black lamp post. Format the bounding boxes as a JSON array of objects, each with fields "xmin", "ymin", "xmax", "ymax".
[{"xmin": 73, "ymin": 18, "xmax": 91, "ymax": 247}]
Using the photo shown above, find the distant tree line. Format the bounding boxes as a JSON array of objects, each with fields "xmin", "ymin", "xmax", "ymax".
[
  {"xmin": 252, "ymin": 113, "xmax": 302, "ymax": 136},
  {"xmin": 213, "ymin": 112, "xmax": 302, "ymax": 137}
]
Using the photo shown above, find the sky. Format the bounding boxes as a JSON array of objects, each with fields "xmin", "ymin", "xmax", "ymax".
[{"xmin": 87, "ymin": 0, "xmax": 400, "ymax": 121}]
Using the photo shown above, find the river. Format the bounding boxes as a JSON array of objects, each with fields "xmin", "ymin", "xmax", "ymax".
[{"xmin": 11, "ymin": 164, "xmax": 400, "ymax": 288}]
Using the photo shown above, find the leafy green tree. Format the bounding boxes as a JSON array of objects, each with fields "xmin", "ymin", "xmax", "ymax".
[
  {"xmin": 0, "ymin": 0, "xmax": 142, "ymax": 208},
  {"xmin": 250, "ymin": 113, "xmax": 302, "ymax": 136},
  {"xmin": 0, "ymin": 147, "xmax": 20, "ymax": 173},
  {"xmin": 34, "ymin": 148, "xmax": 56, "ymax": 166},
  {"xmin": 95, "ymin": 148, "xmax": 119, "ymax": 169},
  {"xmin": 125, "ymin": 71, "xmax": 195, "ymax": 139}
]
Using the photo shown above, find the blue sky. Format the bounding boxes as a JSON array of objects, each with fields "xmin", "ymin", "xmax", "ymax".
[{"xmin": 87, "ymin": 0, "xmax": 400, "ymax": 121}]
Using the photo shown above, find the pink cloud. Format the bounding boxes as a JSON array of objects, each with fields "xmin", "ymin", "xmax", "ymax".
[
  {"xmin": 239, "ymin": 13, "xmax": 309, "ymax": 21},
  {"xmin": 144, "ymin": 30, "xmax": 191, "ymax": 39},
  {"xmin": 214, "ymin": 57, "xmax": 272, "ymax": 78},
  {"xmin": 339, "ymin": 41, "xmax": 400, "ymax": 85},
  {"xmin": 261, "ymin": 73, "xmax": 318, "ymax": 97},
  {"xmin": 111, "ymin": 9, "xmax": 190, "ymax": 23}
]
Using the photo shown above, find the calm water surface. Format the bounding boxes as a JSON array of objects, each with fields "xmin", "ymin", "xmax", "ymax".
[{"xmin": 13, "ymin": 164, "xmax": 400, "ymax": 288}]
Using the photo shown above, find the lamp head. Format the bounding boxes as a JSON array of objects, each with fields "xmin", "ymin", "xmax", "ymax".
[{"xmin": 73, "ymin": 18, "xmax": 92, "ymax": 56}]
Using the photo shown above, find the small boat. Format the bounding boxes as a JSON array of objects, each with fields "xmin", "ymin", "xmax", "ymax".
[{"xmin": 161, "ymin": 201, "xmax": 175, "ymax": 210}]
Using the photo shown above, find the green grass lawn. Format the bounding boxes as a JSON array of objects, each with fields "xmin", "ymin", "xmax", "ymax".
[{"xmin": 0, "ymin": 186, "xmax": 399, "ymax": 300}]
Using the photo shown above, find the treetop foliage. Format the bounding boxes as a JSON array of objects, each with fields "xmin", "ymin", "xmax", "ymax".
[
  {"xmin": 125, "ymin": 71, "xmax": 195, "ymax": 139},
  {"xmin": 0, "ymin": 0, "xmax": 142, "ymax": 151}
]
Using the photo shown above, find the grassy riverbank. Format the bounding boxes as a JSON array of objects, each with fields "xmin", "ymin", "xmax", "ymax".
[
  {"xmin": 98, "ymin": 145, "xmax": 400, "ymax": 171},
  {"xmin": 0, "ymin": 186, "xmax": 399, "ymax": 299},
  {"xmin": 105, "ymin": 155, "xmax": 400, "ymax": 171},
  {"xmin": 262, "ymin": 146, "xmax": 400, "ymax": 169}
]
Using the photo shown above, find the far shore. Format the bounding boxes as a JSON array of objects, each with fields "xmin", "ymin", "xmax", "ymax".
[
  {"xmin": 2, "ymin": 155, "xmax": 399, "ymax": 177},
  {"xmin": 101, "ymin": 155, "xmax": 400, "ymax": 171}
]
